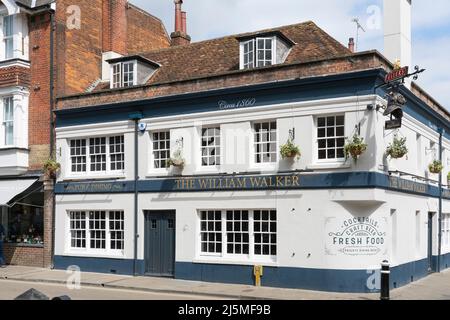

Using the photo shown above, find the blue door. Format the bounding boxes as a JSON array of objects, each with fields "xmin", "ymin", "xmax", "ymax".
[{"xmin": 144, "ymin": 211, "xmax": 176, "ymax": 277}]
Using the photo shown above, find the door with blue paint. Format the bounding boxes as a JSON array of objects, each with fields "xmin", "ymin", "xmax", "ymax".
[
  {"xmin": 144, "ymin": 211, "xmax": 176, "ymax": 277},
  {"xmin": 428, "ymin": 212, "xmax": 435, "ymax": 273}
]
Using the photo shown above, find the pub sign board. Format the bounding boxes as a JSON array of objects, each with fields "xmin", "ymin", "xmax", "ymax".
[{"xmin": 385, "ymin": 66, "xmax": 409, "ymax": 83}]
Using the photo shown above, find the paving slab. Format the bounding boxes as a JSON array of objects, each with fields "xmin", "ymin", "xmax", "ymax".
[{"xmin": 1, "ymin": 265, "xmax": 450, "ymax": 300}]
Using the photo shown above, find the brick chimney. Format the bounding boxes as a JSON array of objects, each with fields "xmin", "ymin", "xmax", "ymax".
[
  {"xmin": 348, "ymin": 37, "xmax": 355, "ymax": 53},
  {"xmin": 102, "ymin": 0, "xmax": 128, "ymax": 55},
  {"xmin": 171, "ymin": 0, "xmax": 191, "ymax": 46}
]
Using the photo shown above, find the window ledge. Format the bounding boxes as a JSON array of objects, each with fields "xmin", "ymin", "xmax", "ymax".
[
  {"xmin": 193, "ymin": 258, "xmax": 279, "ymax": 267},
  {"xmin": 62, "ymin": 174, "xmax": 126, "ymax": 182},
  {"xmin": 62, "ymin": 252, "xmax": 126, "ymax": 259},
  {"xmin": 306, "ymin": 162, "xmax": 351, "ymax": 170}
]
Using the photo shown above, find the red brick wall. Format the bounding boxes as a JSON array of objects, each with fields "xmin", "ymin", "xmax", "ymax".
[
  {"xmin": 126, "ymin": 4, "xmax": 170, "ymax": 54},
  {"xmin": 55, "ymin": 0, "xmax": 104, "ymax": 96},
  {"xmin": 0, "ymin": 66, "xmax": 30, "ymax": 88},
  {"xmin": 57, "ymin": 53, "xmax": 391, "ymax": 109},
  {"xmin": 3, "ymin": 244, "xmax": 44, "ymax": 267},
  {"xmin": 28, "ymin": 12, "xmax": 52, "ymax": 170}
]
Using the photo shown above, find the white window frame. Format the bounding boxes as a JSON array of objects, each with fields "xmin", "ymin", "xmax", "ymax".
[
  {"xmin": 67, "ymin": 210, "xmax": 125, "ymax": 257},
  {"xmin": 149, "ymin": 130, "xmax": 171, "ymax": 174},
  {"xmin": 252, "ymin": 120, "xmax": 278, "ymax": 167},
  {"xmin": 67, "ymin": 135, "xmax": 125, "ymax": 178},
  {"xmin": 200, "ymin": 126, "xmax": 221, "ymax": 168},
  {"xmin": 110, "ymin": 60, "xmax": 137, "ymax": 89},
  {"xmin": 2, "ymin": 14, "xmax": 14, "ymax": 60},
  {"xmin": 239, "ymin": 36, "xmax": 276, "ymax": 70},
  {"xmin": 197, "ymin": 209, "xmax": 277, "ymax": 264},
  {"xmin": 2, "ymin": 96, "xmax": 14, "ymax": 146},
  {"xmin": 443, "ymin": 214, "xmax": 450, "ymax": 251},
  {"xmin": 314, "ymin": 114, "xmax": 346, "ymax": 164}
]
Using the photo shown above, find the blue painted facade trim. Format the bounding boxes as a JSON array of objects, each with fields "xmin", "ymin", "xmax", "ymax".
[
  {"xmin": 55, "ymin": 171, "xmax": 450, "ymax": 200},
  {"xmin": 55, "ymin": 69, "xmax": 381, "ymax": 128},
  {"xmin": 53, "ymin": 253, "xmax": 450, "ymax": 293}
]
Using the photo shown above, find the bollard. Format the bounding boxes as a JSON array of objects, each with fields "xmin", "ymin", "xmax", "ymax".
[{"xmin": 380, "ymin": 260, "xmax": 390, "ymax": 300}]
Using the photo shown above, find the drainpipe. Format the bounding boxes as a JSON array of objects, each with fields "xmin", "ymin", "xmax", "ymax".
[
  {"xmin": 129, "ymin": 112, "xmax": 143, "ymax": 276},
  {"xmin": 49, "ymin": 8, "xmax": 56, "ymax": 269},
  {"xmin": 438, "ymin": 128, "xmax": 444, "ymax": 272}
]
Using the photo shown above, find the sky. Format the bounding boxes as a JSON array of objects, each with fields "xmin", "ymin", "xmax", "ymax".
[{"xmin": 130, "ymin": 0, "xmax": 450, "ymax": 109}]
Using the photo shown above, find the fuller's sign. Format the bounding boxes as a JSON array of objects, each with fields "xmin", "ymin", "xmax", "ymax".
[{"xmin": 385, "ymin": 66, "xmax": 409, "ymax": 83}]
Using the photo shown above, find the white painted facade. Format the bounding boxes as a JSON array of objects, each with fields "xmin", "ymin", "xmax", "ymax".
[
  {"xmin": 54, "ymin": 93, "xmax": 450, "ymax": 291},
  {"xmin": 0, "ymin": 2, "xmax": 30, "ymax": 176}
]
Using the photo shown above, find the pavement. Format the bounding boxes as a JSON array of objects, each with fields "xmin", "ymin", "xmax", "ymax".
[{"xmin": 1, "ymin": 265, "xmax": 450, "ymax": 300}]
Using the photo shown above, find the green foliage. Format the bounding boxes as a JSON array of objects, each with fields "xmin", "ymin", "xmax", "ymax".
[
  {"xmin": 386, "ymin": 135, "xmax": 408, "ymax": 159},
  {"xmin": 429, "ymin": 160, "xmax": 443, "ymax": 174},
  {"xmin": 280, "ymin": 139, "xmax": 301, "ymax": 160},
  {"xmin": 167, "ymin": 149, "xmax": 185, "ymax": 168},
  {"xmin": 43, "ymin": 158, "xmax": 61, "ymax": 178},
  {"xmin": 344, "ymin": 134, "xmax": 368, "ymax": 162}
]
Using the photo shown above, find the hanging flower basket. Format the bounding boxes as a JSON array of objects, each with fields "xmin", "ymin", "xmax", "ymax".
[
  {"xmin": 386, "ymin": 135, "xmax": 408, "ymax": 159},
  {"xmin": 280, "ymin": 139, "xmax": 301, "ymax": 160},
  {"xmin": 43, "ymin": 158, "xmax": 61, "ymax": 179},
  {"xmin": 167, "ymin": 149, "xmax": 185, "ymax": 168},
  {"xmin": 344, "ymin": 134, "xmax": 367, "ymax": 162},
  {"xmin": 429, "ymin": 160, "xmax": 443, "ymax": 174}
]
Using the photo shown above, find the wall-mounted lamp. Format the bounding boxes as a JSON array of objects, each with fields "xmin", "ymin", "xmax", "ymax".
[
  {"xmin": 289, "ymin": 128, "xmax": 295, "ymax": 141},
  {"xmin": 176, "ymin": 137, "xmax": 184, "ymax": 149}
]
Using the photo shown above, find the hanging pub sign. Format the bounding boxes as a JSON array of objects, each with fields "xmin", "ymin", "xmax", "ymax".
[{"xmin": 385, "ymin": 66, "xmax": 409, "ymax": 83}]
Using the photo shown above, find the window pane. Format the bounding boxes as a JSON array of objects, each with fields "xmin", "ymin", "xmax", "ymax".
[
  {"xmin": 199, "ymin": 211, "xmax": 222, "ymax": 254},
  {"xmin": 254, "ymin": 121, "xmax": 277, "ymax": 163},
  {"xmin": 317, "ymin": 116, "xmax": 345, "ymax": 160},
  {"xmin": 152, "ymin": 131, "xmax": 170, "ymax": 169},
  {"xmin": 254, "ymin": 210, "xmax": 277, "ymax": 256},
  {"xmin": 201, "ymin": 127, "xmax": 221, "ymax": 166}
]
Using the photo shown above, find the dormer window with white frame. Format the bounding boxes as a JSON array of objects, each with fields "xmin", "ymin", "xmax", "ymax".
[
  {"xmin": 238, "ymin": 32, "xmax": 294, "ymax": 70},
  {"xmin": 111, "ymin": 61, "xmax": 136, "ymax": 89},
  {"xmin": 108, "ymin": 56, "xmax": 160, "ymax": 89}
]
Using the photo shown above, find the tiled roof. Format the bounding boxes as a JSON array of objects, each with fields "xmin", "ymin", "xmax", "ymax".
[
  {"xmin": 93, "ymin": 21, "xmax": 350, "ymax": 91},
  {"xmin": 143, "ymin": 21, "xmax": 350, "ymax": 84}
]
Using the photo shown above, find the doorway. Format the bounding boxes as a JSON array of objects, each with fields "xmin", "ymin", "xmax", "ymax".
[{"xmin": 144, "ymin": 210, "xmax": 176, "ymax": 277}]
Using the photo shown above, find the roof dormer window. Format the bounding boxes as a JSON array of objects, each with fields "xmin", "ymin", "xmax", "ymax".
[
  {"xmin": 238, "ymin": 32, "xmax": 295, "ymax": 70},
  {"xmin": 242, "ymin": 37, "xmax": 274, "ymax": 69},
  {"xmin": 108, "ymin": 56, "xmax": 160, "ymax": 89},
  {"xmin": 112, "ymin": 61, "xmax": 135, "ymax": 89}
]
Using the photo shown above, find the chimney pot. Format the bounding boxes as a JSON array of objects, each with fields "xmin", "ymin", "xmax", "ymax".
[
  {"xmin": 348, "ymin": 37, "xmax": 355, "ymax": 53},
  {"xmin": 171, "ymin": 0, "xmax": 190, "ymax": 46}
]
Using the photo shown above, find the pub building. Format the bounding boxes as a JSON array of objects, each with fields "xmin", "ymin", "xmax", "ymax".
[{"xmin": 53, "ymin": 0, "xmax": 450, "ymax": 292}]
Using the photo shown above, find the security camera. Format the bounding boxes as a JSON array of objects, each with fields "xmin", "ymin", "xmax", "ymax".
[{"xmin": 138, "ymin": 122, "xmax": 147, "ymax": 133}]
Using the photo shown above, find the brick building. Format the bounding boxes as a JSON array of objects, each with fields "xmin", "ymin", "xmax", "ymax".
[
  {"xmin": 52, "ymin": 0, "xmax": 450, "ymax": 292},
  {"xmin": 0, "ymin": 0, "xmax": 169, "ymax": 267}
]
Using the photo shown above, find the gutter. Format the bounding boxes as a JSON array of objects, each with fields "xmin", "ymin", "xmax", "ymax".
[{"xmin": 129, "ymin": 112, "xmax": 144, "ymax": 276}]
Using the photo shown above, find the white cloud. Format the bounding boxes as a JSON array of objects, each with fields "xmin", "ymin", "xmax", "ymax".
[{"xmin": 130, "ymin": 0, "xmax": 449, "ymax": 109}]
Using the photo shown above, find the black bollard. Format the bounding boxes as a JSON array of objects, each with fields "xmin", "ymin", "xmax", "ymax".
[{"xmin": 380, "ymin": 260, "xmax": 390, "ymax": 300}]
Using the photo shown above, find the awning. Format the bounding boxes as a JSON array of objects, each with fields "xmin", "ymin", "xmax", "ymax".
[{"xmin": 0, "ymin": 179, "xmax": 38, "ymax": 206}]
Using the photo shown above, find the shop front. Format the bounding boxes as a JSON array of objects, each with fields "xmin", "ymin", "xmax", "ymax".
[{"xmin": 0, "ymin": 178, "xmax": 46, "ymax": 267}]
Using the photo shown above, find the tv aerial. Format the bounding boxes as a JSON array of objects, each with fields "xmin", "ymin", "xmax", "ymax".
[{"xmin": 352, "ymin": 18, "xmax": 366, "ymax": 51}]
